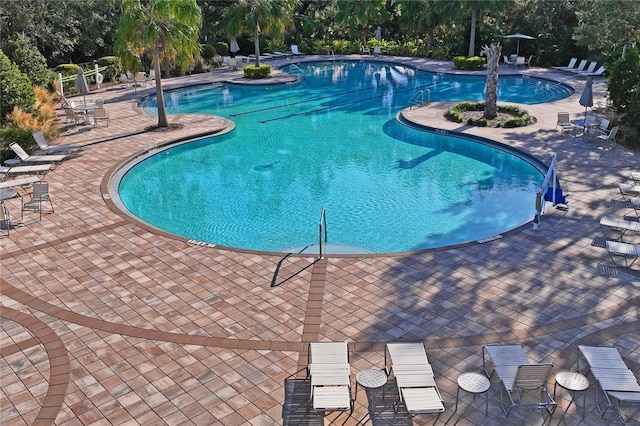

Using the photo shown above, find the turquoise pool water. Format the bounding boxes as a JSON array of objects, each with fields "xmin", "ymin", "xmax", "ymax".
[{"xmin": 120, "ymin": 60, "xmax": 560, "ymax": 254}]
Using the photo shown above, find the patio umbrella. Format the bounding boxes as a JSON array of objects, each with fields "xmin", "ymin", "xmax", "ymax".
[
  {"xmin": 503, "ymin": 33, "xmax": 535, "ymax": 56},
  {"xmin": 74, "ymin": 67, "xmax": 90, "ymax": 105},
  {"xmin": 579, "ymin": 75, "xmax": 594, "ymax": 117},
  {"xmin": 229, "ymin": 37, "xmax": 240, "ymax": 55},
  {"xmin": 375, "ymin": 26, "xmax": 382, "ymax": 42}
]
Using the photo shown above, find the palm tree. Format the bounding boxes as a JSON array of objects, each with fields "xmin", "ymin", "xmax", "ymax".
[
  {"xmin": 482, "ymin": 43, "xmax": 501, "ymax": 119},
  {"xmin": 114, "ymin": 0, "xmax": 202, "ymax": 128},
  {"xmin": 222, "ymin": 0, "xmax": 297, "ymax": 68},
  {"xmin": 335, "ymin": 0, "xmax": 390, "ymax": 46}
]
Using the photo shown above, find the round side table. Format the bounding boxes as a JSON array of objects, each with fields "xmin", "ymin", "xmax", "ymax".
[
  {"xmin": 554, "ymin": 371, "xmax": 589, "ymax": 419},
  {"xmin": 4, "ymin": 159, "xmax": 20, "ymax": 168},
  {"xmin": 356, "ymin": 369, "xmax": 387, "ymax": 414},
  {"xmin": 455, "ymin": 372, "xmax": 491, "ymax": 415}
]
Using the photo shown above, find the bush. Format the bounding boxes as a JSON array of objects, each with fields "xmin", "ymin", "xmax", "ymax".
[
  {"xmin": 214, "ymin": 42, "xmax": 229, "ymax": 56},
  {"xmin": 0, "ymin": 50, "xmax": 35, "ymax": 124},
  {"xmin": 5, "ymin": 34, "xmax": 55, "ymax": 89},
  {"xmin": 445, "ymin": 102, "xmax": 534, "ymax": 128},
  {"xmin": 97, "ymin": 56, "xmax": 122, "ymax": 82},
  {"xmin": 453, "ymin": 56, "xmax": 485, "ymax": 70},
  {"xmin": 201, "ymin": 44, "xmax": 217, "ymax": 63},
  {"xmin": 53, "ymin": 63, "xmax": 80, "ymax": 94},
  {"xmin": 608, "ymin": 48, "xmax": 640, "ymax": 115},
  {"xmin": 0, "ymin": 124, "xmax": 33, "ymax": 163},
  {"xmin": 243, "ymin": 65, "xmax": 271, "ymax": 79}
]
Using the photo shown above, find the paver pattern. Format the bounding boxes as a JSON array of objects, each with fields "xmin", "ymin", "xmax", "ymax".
[{"xmin": 1, "ymin": 55, "xmax": 639, "ymax": 426}]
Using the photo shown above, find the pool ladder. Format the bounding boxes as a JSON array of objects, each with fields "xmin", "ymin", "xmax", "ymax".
[
  {"xmin": 408, "ymin": 89, "xmax": 430, "ymax": 108},
  {"xmin": 318, "ymin": 207, "xmax": 328, "ymax": 259},
  {"xmin": 287, "ymin": 63, "xmax": 306, "ymax": 81}
]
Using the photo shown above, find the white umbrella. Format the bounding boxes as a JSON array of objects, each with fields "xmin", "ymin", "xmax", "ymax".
[
  {"xmin": 375, "ymin": 26, "xmax": 382, "ymax": 42},
  {"xmin": 230, "ymin": 37, "xmax": 240, "ymax": 54},
  {"xmin": 503, "ymin": 33, "xmax": 535, "ymax": 56},
  {"xmin": 74, "ymin": 67, "xmax": 90, "ymax": 105}
]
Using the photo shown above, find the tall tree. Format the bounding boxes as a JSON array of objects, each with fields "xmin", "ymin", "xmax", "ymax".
[
  {"xmin": 221, "ymin": 0, "xmax": 297, "ymax": 67},
  {"xmin": 396, "ymin": 0, "xmax": 448, "ymax": 52},
  {"xmin": 114, "ymin": 0, "xmax": 202, "ymax": 128},
  {"xmin": 335, "ymin": 0, "xmax": 390, "ymax": 45}
]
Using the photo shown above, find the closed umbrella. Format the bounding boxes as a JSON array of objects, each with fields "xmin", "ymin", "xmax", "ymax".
[
  {"xmin": 230, "ymin": 37, "xmax": 240, "ymax": 55},
  {"xmin": 375, "ymin": 26, "xmax": 382, "ymax": 42},
  {"xmin": 74, "ymin": 67, "xmax": 90, "ymax": 105},
  {"xmin": 577, "ymin": 76, "xmax": 593, "ymax": 142},
  {"xmin": 503, "ymin": 33, "xmax": 535, "ymax": 56}
]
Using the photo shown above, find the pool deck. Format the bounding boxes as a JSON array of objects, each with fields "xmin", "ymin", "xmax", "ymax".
[{"xmin": 1, "ymin": 55, "xmax": 639, "ymax": 426}]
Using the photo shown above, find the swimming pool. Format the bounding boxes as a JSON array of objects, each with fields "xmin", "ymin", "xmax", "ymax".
[{"xmin": 118, "ymin": 60, "xmax": 564, "ymax": 254}]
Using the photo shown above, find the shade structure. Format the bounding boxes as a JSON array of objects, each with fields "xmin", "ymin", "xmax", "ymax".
[
  {"xmin": 230, "ymin": 37, "xmax": 240, "ymax": 54},
  {"xmin": 375, "ymin": 26, "xmax": 382, "ymax": 42},
  {"xmin": 504, "ymin": 33, "xmax": 535, "ymax": 56},
  {"xmin": 74, "ymin": 67, "xmax": 90, "ymax": 105},
  {"xmin": 579, "ymin": 76, "xmax": 594, "ymax": 117}
]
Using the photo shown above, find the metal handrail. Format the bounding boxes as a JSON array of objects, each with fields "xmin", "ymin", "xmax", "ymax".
[
  {"xmin": 318, "ymin": 207, "xmax": 328, "ymax": 259},
  {"xmin": 287, "ymin": 63, "xmax": 306, "ymax": 81},
  {"xmin": 408, "ymin": 89, "xmax": 430, "ymax": 108}
]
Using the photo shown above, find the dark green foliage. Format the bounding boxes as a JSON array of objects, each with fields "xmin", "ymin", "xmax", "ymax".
[
  {"xmin": 446, "ymin": 102, "xmax": 534, "ymax": 128},
  {"xmin": 201, "ymin": 44, "xmax": 217, "ymax": 62},
  {"xmin": 453, "ymin": 56, "xmax": 485, "ymax": 70},
  {"xmin": 97, "ymin": 56, "xmax": 122, "ymax": 82},
  {"xmin": 0, "ymin": 124, "xmax": 33, "ymax": 162},
  {"xmin": 0, "ymin": 51, "xmax": 35, "ymax": 124},
  {"xmin": 4, "ymin": 34, "xmax": 54, "ymax": 88},
  {"xmin": 214, "ymin": 42, "xmax": 229, "ymax": 56},
  {"xmin": 243, "ymin": 65, "xmax": 271, "ymax": 79},
  {"xmin": 608, "ymin": 49, "xmax": 640, "ymax": 113}
]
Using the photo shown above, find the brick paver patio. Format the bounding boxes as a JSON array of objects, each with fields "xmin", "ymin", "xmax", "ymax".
[{"xmin": 1, "ymin": 55, "xmax": 638, "ymax": 425}]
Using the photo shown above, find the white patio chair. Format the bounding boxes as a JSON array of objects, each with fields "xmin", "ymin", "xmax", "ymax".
[
  {"xmin": 556, "ymin": 112, "xmax": 574, "ymax": 133},
  {"xmin": 21, "ymin": 181, "xmax": 54, "ymax": 220},
  {"xmin": 386, "ymin": 342, "xmax": 444, "ymax": 416},
  {"xmin": 597, "ymin": 126, "xmax": 618, "ymax": 145},
  {"xmin": 307, "ymin": 342, "xmax": 353, "ymax": 414},
  {"xmin": 483, "ymin": 344, "xmax": 555, "ymax": 416},
  {"xmin": 577, "ymin": 345, "xmax": 640, "ymax": 424}
]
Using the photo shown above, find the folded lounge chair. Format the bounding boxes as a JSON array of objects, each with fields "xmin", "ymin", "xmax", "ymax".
[
  {"xmin": 385, "ymin": 342, "xmax": 444, "ymax": 416},
  {"xmin": 577, "ymin": 345, "xmax": 640, "ymax": 424},
  {"xmin": 483, "ymin": 344, "xmax": 555, "ymax": 416},
  {"xmin": 32, "ymin": 132, "xmax": 81, "ymax": 154},
  {"xmin": 307, "ymin": 342, "xmax": 353, "ymax": 414},
  {"xmin": 9, "ymin": 143, "xmax": 67, "ymax": 164}
]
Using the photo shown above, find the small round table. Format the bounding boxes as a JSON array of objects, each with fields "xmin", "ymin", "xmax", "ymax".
[
  {"xmin": 554, "ymin": 371, "xmax": 589, "ymax": 419},
  {"xmin": 455, "ymin": 372, "xmax": 491, "ymax": 415},
  {"xmin": 3, "ymin": 159, "xmax": 20, "ymax": 168},
  {"xmin": 0, "ymin": 188, "xmax": 18, "ymax": 202},
  {"xmin": 356, "ymin": 369, "xmax": 387, "ymax": 414}
]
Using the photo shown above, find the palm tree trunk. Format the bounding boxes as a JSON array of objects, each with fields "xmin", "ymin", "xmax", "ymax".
[
  {"xmin": 154, "ymin": 47, "xmax": 169, "ymax": 128},
  {"xmin": 254, "ymin": 27, "xmax": 260, "ymax": 67},
  {"xmin": 468, "ymin": 8, "xmax": 477, "ymax": 57},
  {"xmin": 483, "ymin": 43, "xmax": 501, "ymax": 120}
]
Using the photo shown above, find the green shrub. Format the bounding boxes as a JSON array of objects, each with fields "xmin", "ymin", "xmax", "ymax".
[
  {"xmin": 0, "ymin": 124, "xmax": 33, "ymax": 162},
  {"xmin": 445, "ymin": 102, "xmax": 534, "ymax": 128},
  {"xmin": 243, "ymin": 65, "xmax": 271, "ymax": 79},
  {"xmin": 0, "ymin": 51, "xmax": 35, "ymax": 124},
  {"xmin": 201, "ymin": 44, "xmax": 217, "ymax": 63},
  {"xmin": 453, "ymin": 56, "xmax": 485, "ymax": 70},
  {"xmin": 5, "ymin": 34, "xmax": 54, "ymax": 89},
  {"xmin": 97, "ymin": 56, "xmax": 122, "ymax": 82},
  {"xmin": 214, "ymin": 42, "xmax": 229, "ymax": 56}
]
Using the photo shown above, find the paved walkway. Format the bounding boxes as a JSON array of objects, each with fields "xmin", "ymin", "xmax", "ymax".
[{"xmin": 1, "ymin": 55, "xmax": 638, "ymax": 426}]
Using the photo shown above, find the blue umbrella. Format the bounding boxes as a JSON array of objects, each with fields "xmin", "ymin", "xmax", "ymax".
[{"xmin": 579, "ymin": 76, "xmax": 593, "ymax": 118}]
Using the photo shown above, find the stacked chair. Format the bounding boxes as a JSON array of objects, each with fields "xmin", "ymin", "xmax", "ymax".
[{"xmin": 385, "ymin": 342, "xmax": 445, "ymax": 416}]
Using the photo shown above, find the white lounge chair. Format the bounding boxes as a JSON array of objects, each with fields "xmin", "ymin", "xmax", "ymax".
[
  {"xmin": 573, "ymin": 60, "xmax": 597, "ymax": 75},
  {"xmin": 577, "ymin": 345, "xmax": 640, "ymax": 424},
  {"xmin": 618, "ymin": 183, "xmax": 640, "ymax": 201},
  {"xmin": 0, "ymin": 176, "xmax": 41, "ymax": 190},
  {"xmin": 307, "ymin": 342, "xmax": 353, "ymax": 414},
  {"xmin": 9, "ymin": 143, "xmax": 67, "ymax": 164},
  {"xmin": 600, "ymin": 214, "xmax": 640, "ymax": 241},
  {"xmin": 32, "ymin": 132, "xmax": 81, "ymax": 154},
  {"xmin": 385, "ymin": 342, "xmax": 444, "ymax": 416},
  {"xmin": 483, "ymin": 344, "xmax": 555, "ymax": 416},
  {"xmin": 582, "ymin": 65, "xmax": 606, "ymax": 77},
  {"xmin": 0, "ymin": 164, "xmax": 52, "ymax": 176},
  {"xmin": 605, "ymin": 240, "xmax": 640, "ymax": 268},
  {"xmin": 290, "ymin": 45, "xmax": 305, "ymax": 55},
  {"xmin": 552, "ymin": 57, "xmax": 577, "ymax": 71},
  {"xmin": 572, "ymin": 59, "xmax": 588, "ymax": 73}
]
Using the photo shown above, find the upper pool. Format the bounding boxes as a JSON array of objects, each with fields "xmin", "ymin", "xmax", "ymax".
[{"xmin": 118, "ymin": 60, "xmax": 565, "ymax": 254}]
